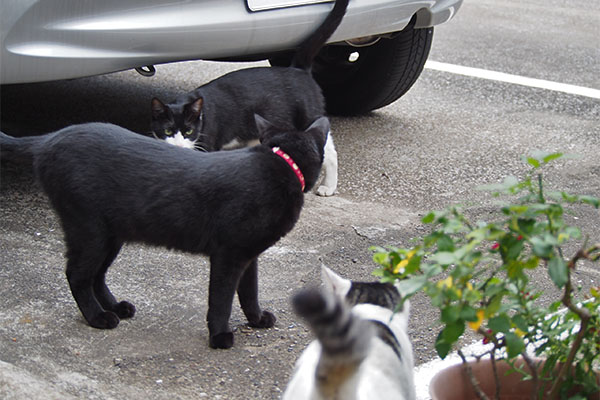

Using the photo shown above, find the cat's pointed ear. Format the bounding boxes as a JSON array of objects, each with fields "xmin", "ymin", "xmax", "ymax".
[
  {"xmin": 151, "ymin": 97, "xmax": 167, "ymax": 119},
  {"xmin": 254, "ymin": 114, "xmax": 278, "ymax": 141},
  {"xmin": 184, "ymin": 98, "xmax": 204, "ymax": 123},
  {"xmin": 254, "ymin": 114, "xmax": 275, "ymax": 133},
  {"xmin": 306, "ymin": 116, "xmax": 329, "ymax": 150},
  {"xmin": 191, "ymin": 98, "xmax": 203, "ymax": 114},
  {"xmin": 321, "ymin": 265, "xmax": 351, "ymax": 298},
  {"xmin": 306, "ymin": 116, "xmax": 330, "ymax": 135}
]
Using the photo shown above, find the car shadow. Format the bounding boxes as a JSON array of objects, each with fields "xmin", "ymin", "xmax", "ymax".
[{"xmin": 0, "ymin": 71, "xmax": 181, "ymax": 137}]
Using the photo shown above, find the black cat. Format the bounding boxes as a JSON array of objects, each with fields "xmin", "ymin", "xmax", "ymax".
[
  {"xmin": 0, "ymin": 115, "xmax": 329, "ymax": 349},
  {"xmin": 149, "ymin": 0, "xmax": 349, "ymax": 197}
]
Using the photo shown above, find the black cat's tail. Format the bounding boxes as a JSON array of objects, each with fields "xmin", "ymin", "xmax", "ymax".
[
  {"xmin": 292, "ymin": 286, "xmax": 373, "ymax": 394},
  {"xmin": 291, "ymin": 0, "xmax": 350, "ymax": 71},
  {"xmin": 0, "ymin": 131, "xmax": 39, "ymax": 164}
]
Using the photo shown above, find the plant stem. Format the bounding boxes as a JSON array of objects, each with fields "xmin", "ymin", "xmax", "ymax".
[
  {"xmin": 490, "ymin": 354, "xmax": 501, "ymax": 400},
  {"xmin": 458, "ymin": 349, "xmax": 490, "ymax": 400},
  {"xmin": 521, "ymin": 352, "xmax": 540, "ymax": 400},
  {"xmin": 536, "ymin": 173, "xmax": 545, "ymax": 204},
  {"xmin": 548, "ymin": 247, "xmax": 594, "ymax": 398}
]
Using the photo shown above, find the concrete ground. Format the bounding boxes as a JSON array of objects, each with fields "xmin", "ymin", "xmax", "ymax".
[{"xmin": 1, "ymin": 0, "xmax": 599, "ymax": 398}]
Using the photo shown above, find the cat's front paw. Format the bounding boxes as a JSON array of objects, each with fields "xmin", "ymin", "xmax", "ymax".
[
  {"xmin": 210, "ymin": 332, "xmax": 234, "ymax": 349},
  {"xmin": 89, "ymin": 311, "xmax": 120, "ymax": 329},
  {"xmin": 112, "ymin": 301, "xmax": 136, "ymax": 319},
  {"xmin": 316, "ymin": 185, "xmax": 336, "ymax": 197},
  {"xmin": 248, "ymin": 311, "xmax": 276, "ymax": 329}
]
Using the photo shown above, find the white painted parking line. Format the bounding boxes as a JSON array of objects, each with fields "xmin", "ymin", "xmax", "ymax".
[{"xmin": 425, "ymin": 60, "xmax": 600, "ymax": 99}]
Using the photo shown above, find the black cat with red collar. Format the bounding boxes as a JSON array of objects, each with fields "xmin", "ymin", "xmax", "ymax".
[{"xmin": 0, "ymin": 114, "xmax": 329, "ymax": 349}]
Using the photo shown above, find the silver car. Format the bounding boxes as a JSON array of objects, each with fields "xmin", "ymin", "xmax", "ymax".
[{"xmin": 0, "ymin": 0, "xmax": 462, "ymax": 115}]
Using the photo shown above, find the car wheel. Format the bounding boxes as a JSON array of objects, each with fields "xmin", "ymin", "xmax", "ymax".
[{"xmin": 271, "ymin": 20, "xmax": 433, "ymax": 116}]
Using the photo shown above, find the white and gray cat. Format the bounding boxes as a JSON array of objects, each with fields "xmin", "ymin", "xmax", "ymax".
[
  {"xmin": 149, "ymin": 0, "xmax": 349, "ymax": 197},
  {"xmin": 284, "ymin": 266, "xmax": 415, "ymax": 400}
]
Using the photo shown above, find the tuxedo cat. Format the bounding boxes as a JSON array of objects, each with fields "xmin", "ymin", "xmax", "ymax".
[
  {"xmin": 150, "ymin": 0, "xmax": 349, "ymax": 197},
  {"xmin": 0, "ymin": 115, "xmax": 328, "ymax": 349},
  {"xmin": 284, "ymin": 267, "xmax": 415, "ymax": 400}
]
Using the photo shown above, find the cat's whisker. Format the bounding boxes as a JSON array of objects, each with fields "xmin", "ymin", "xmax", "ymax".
[{"xmin": 194, "ymin": 143, "xmax": 208, "ymax": 152}]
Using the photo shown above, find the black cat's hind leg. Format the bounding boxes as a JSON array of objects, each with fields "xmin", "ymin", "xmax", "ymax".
[
  {"xmin": 93, "ymin": 239, "xmax": 136, "ymax": 320},
  {"xmin": 237, "ymin": 258, "xmax": 276, "ymax": 329},
  {"xmin": 65, "ymin": 239, "xmax": 120, "ymax": 329},
  {"xmin": 206, "ymin": 252, "xmax": 250, "ymax": 349}
]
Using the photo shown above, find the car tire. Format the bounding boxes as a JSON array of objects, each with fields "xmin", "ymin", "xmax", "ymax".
[{"xmin": 270, "ymin": 20, "xmax": 433, "ymax": 116}]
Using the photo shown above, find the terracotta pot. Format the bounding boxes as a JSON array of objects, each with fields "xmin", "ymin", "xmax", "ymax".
[{"xmin": 429, "ymin": 357, "xmax": 600, "ymax": 400}]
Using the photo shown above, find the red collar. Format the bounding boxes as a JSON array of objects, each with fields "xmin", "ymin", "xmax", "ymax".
[{"xmin": 272, "ymin": 147, "xmax": 305, "ymax": 191}]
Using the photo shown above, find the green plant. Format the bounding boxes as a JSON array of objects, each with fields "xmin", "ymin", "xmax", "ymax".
[{"xmin": 372, "ymin": 152, "xmax": 600, "ymax": 399}]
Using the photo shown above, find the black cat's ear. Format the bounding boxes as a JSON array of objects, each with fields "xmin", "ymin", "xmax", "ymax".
[
  {"xmin": 254, "ymin": 114, "xmax": 277, "ymax": 140},
  {"xmin": 191, "ymin": 98, "xmax": 203, "ymax": 115},
  {"xmin": 306, "ymin": 116, "xmax": 330, "ymax": 135},
  {"xmin": 151, "ymin": 97, "xmax": 167, "ymax": 119},
  {"xmin": 306, "ymin": 116, "xmax": 329, "ymax": 149},
  {"xmin": 184, "ymin": 98, "xmax": 204, "ymax": 123}
]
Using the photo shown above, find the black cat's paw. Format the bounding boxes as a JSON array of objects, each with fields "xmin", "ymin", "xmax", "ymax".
[
  {"xmin": 89, "ymin": 311, "xmax": 120, "ymax": 329},
  {"xmin": 210, "ymin": 332, "xmax": 234, "ymax": 349},
  {"xmin": 112, "ymin": 301, "xmax": 136, "ymax": 319},
  {"xmin": 248, "ymin": 311, "xmax": 276, "ymax": 329}
]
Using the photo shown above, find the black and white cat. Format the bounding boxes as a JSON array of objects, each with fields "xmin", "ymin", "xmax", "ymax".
[
  {"xmin": 0, "ymin": 115, "xmax": 329, "ymax": 349},
  {"xmin": 149, "ymin": 0, "xmax": 349, "ymax": 197},
  {"xmin": 284, "ymin": 267, "xmax": 415, "ymax": 400}
]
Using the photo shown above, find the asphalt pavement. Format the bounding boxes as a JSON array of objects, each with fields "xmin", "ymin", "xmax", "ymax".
[{"xmin": 1, "ymin": 0, "xmax": 599, "ymax": 398}]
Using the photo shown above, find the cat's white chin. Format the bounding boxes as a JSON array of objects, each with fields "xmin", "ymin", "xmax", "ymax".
[{"xmin": 165, "ymin": 132, "xmax": 196, "ymax": 149}]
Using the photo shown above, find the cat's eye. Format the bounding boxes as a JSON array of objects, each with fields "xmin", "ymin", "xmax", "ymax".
[
  {"xmin": 184, "ymin": 129, "xmax": 194, "ymax": 136},
  {"xmin": 164, "ymin": 129, "xmax": 174, "ymax": 136}
]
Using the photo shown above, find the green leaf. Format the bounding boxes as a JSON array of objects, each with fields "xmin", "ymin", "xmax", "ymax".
[
  {"xmin": 460, "ymin": 306, "xmax": 479, "ymax": 322},
  {"xmin": 435, "ymin": 331, "xmax": 452, "ymax": 359},
  {"xmin": 405, "ymin": 253, "xmax": 422, "ymax": 274},
  {"xmin": 528, "ymin": 150, "xmax": 561, "ymax": 166},
  {"xmin": 512, "ymin": 314, "xmax": 528, "ymax": 332},
  {"xmin": 488, "ymin": 314, "xmax": 511, "ymax": 333},
  {"xmin": 504, "ymin": 332, "xmax": 525, "ymax": 358},
  {"xmin": 372, "ymin": 252, "xmax": 389, "ymax": 267},
  {"xmin": 579, "ymin": 195, "xmax": 600, "ymax": 208},
  {"xmin": 542, "ymin": 152, "xmax": 563, "ymax": 164},
  {"xmin": 506, "ymin": 260, "xmax": 527, "ymax": 281},
  {"xmin": 431, "ymin": 252, "xmax": 457, "ymax": 266},
  {"xmin": 441, "ymin": 321, "xmax": 465, "ymax": 345},
  {"xmin": 372, "ymin": 268, "xmax": 384, "ymax": 277},
  {"xmin": 500, "ymin": 235, "xmax": 524, "ymax": 262},
  {"xmin": 436, "ymin": 234, "xmax": 455, "ymax": 252},
  {"xmin": 506, "ymin": 205, "xmax": 529, "ymax": 215},
  {"xmin": 526, "ymin": 157, "xmax": 540, "ymax": 168},
  {"xmin": 477, "ymin": 176, "xmax": 519, "ymax": 193},
  {"xmin": 530, "ymin": 236, "xmax": 554, "ymax": 258},
  {"xmin": 548, "ymin": 257, "xmax": 568, "ymax": 288},
  {"xmin": 422, "ymin": 212, "xmax": 435, "ymax": 224},
  {"xmin": 485, "ymin": 294, "xmax": 504, "ymax": 317},
  {"xmin": 396, "ymin": 276, "xmax": 428, "ymax": 297},
  {"xmin": 441, "ymin": 305, "xmax": 461, "ymax": 324},
  {"xmin": 562, "ymin": 226, "xmax": 582, "ymax": 241},
  {"xmin": 517, "ymin": 218, "xmax": 536, "ymax": 235},
  {"xmin": 523, "ymin": 256, "xmax": 540, "ymax": 269}
]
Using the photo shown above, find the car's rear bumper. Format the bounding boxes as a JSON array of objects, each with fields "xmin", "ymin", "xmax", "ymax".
[{"xmin": 0, "ymin": 0, "xmax": 462, "ymax": 84}]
